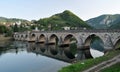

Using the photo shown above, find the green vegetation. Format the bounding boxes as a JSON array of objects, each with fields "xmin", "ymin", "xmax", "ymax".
[
  {"xmin": 109, "ymin": 21, "xmax": 120, "ymax": 29},
  {"xmin": 0, "ymin": 25, "xmax": 7, "ymax": 34},
  {"xmin": 59, "ymin": 50, "xmax": 120, "ymax": 72},
  {"xmin": 0, "ymin": 17, "xmax": 31, "ymax": 36},
  {"xmin": 0, "ymin": 10, "xmax": 93, "ymax": 36},
  {"xmin": 0, "ymin": 25, "xmax": 12, "ymax": 36},
  {"xmin": 100, "ymin": 62, "xmax": 120, "ymax": 72},
  {"xmin": 36, "ymin": 10, "xmax": 92, "ymax": 30}
]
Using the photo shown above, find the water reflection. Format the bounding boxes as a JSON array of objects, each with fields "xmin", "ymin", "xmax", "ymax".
[
  {"xmin": 0, "ymin": 40, "xmax": 106, "ymax": 72},
  {"xmin": 49, "ymin": 45, "xmax": 58, "ymax": 55},
  {"xmin": 27, "ymin": 42, "xmax": 104, "ymax": 61},
  {"xmin": 90, "ymin": 48, "xmax": 104, "ymax": 58},
  {"xmin": 90, "ymin": 37, "xmax": 105, "ymax": 58},
  {"xmin": 0, "ymin": 41, "xmax": 70, "ymax": 72},
  {"xmin": 27, "ymin": 42, "xmax": 76, "ymax": 62}
]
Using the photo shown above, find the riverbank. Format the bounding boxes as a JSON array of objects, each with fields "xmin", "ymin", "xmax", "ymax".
[
  {"xmin": 59, "ymin": 49, "xmax": 120, "ymax": 72},
  {"xmin": 0, "ymin": 35, "xmax": 12, "ymax": 47},
  {"xmin": 100, "ymin": 62, "xmax": 120, "ymax": 72}
]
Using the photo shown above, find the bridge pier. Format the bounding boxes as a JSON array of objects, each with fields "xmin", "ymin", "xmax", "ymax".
[
  {"xmin": 76, "ymin": 42, "xmax": 85, "ymax": 60},
  {"xmin": 104, "ymin": 35, "xmax": 114, "ymax": 51}
]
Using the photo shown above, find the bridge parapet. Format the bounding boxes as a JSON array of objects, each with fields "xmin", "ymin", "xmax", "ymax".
[{"xmin": 31, "ymin": 29, "xmax": 120, "ymax": 33}]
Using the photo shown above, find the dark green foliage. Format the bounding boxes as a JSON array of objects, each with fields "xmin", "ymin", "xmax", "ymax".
[
  {"xmin": 70, "ymin": 43, "xmax": 77, "ymax": 56},
  {"xmin": 36, "ymin": 10, "xmax": 92, "ymax": 30},
  {"xmin": 5, "ymin": 28, "xmax": 13, "ymax": 37},
  {"xmin": 0, "ymin": 25, "xmax": 7, "ymax": 34},
  {"xmin": 30, "ymin": 25, "xmax": 36, "ymax": 30},
  {"xmin": 19, "ymin": 24, "xmax": 30, "ymax": 32},
  {"xmin": 11, "ymin": 23, "xmax": 30, "ymax": 32},
  {"xmin": 13, "ymin": 23, "xmax": 19, "ymax": 32},
  {"xmin": 0, "ymin": 25, "xmax": 13, "ymax": 36}
]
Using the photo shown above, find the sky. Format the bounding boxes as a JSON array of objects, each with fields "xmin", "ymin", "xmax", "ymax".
[{"xmin": 0, "ymin": 0, "xmax": 120, "ymax": 21}]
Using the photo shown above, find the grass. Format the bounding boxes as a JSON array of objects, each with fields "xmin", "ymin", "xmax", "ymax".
[
  {"xmin": 100, "ymin": 62, "xmax": 120, "ymax": 72},
  {"xmin": 59, "ymin": 50, "xmax": 120, "ymax": 72}
]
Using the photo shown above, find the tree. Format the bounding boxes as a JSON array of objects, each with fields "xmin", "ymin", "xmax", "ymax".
[
  {"xmin": 13, "ymin": 23, "xmax": 19, "ymax": 32},
  {"xmin": 0, "ymin": 25, "xmax": 7, "ymax": 34}
]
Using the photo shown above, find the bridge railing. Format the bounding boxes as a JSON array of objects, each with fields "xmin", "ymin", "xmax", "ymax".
[{"xmin": 31, "ymin": 29, "xmax": 120, "ymax": 33}]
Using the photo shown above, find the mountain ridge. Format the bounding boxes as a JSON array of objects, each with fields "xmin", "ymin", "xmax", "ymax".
[
  {"xmin": 86, "ymin": 14, "xmax": 120, "ymax": 29},
  {"xmin": 0, "ymin": 16, "xmax": 30, "ymax": 25}
]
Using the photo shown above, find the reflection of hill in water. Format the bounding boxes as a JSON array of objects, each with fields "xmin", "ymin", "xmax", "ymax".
[
  {"xmin": 0, "ymin": 35, "xmax": 12, "ymax": 47},
  {"xmin": 0, "ymin": 41, "xmax": 26, "ymax": 56},
  {"xmin": 0, "ymin": 41, "xmax": 11, "ymax": 47}
]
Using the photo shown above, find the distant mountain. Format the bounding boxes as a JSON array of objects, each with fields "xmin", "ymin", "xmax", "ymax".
[
  {"xmin": 36, "ymin": 10, "xmax": 92, "ymax": 30},
  {"xmin": 109, "ymin": 21, "xmax": 120, "ymax": 29},
  {"xmin": 86, "ymin": 14, "xmax": 120, "ymax": 29},
  {"xmin": 0, "ymin": 17, "xmax": 30, "ymax": 25}
]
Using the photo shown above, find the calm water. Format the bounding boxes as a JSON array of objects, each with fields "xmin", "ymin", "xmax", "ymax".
[
  {"xmin": 0, "ymin": 41, "xmax": 70, "ymax": 72},
  {"xmin": 0, "ymin": 39, "xmax": 105, "ymax": 72}
]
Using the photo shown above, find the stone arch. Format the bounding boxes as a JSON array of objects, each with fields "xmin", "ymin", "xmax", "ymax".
[
  {"xmin": 14, "ymin": 34, "xmax": 18, "ymax": 40},
  {"xmin": 14, "ymin": 34, "xmax": 17, "ymax": 38},
  {"xmin": 14, "ymin": 34, "xmax": 16, "ymax": 38},
  {"xmin": 62, "ymin": 34, "xmax": 78, "ymax": 59},
  {"xmin": 20, "ymin": 34, "xmax": 24, "ymax": 40},
  {"xmin": 39, "ymin": 34, "xmax": 46, "ymax": 43},
  {"xmin": 25, "ymin": 34, "xmax": 28, "ymax": 38},
  {"xmin": 63, "ymin": 34, "xmax": 78, "ymax": 44},
  {"xmin": 84, "ymin": 34, "xmax": 105, "ymax": 58},
  {"xmin": 17, "ymin": 35, "xmax": 20, "ymax": 38},
  {"xmin": 21, "ymin": 34, "xmax": 24, "ymax": 38},
  {"xmin": 17, "ymin": 35, "xmax": 20, "ymax": 40},
  {"xmin": 84, "ymin": 34, "xmax": 104, "ymax": 47},
  {"xmin": 49, "ymin": 34, "xmax": 59, "ymax": 45},
  {"xmin": 31, "ymin": 33, "xmax": 36, "ymax": 41}
]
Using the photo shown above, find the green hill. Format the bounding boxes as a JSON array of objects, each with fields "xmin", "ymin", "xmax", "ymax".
[
  {"xmin": 36, "ymin": 10, "xmax": 92, "ymax": 30},
  {"xmin": 109, "ymin": 21, "xmax": 120, "ymax": 29}
]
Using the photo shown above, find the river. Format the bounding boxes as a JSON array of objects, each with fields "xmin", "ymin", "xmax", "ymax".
[
  {"xmin": 0, "ymin": 39, "xmax": 105, "ymax": 72},
  {"xmin": 0, "ymin": 41, "xmax": 70, "ymax": 72}
]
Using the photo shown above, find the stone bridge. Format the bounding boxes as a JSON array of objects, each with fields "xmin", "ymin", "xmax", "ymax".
[
  {"xmin": 13, "ymin": 30, "xmax": 120, "ymax": 61},
  {"xmin": 14, "ymin": 30, "xmax": 120, "ymax": 50}
]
